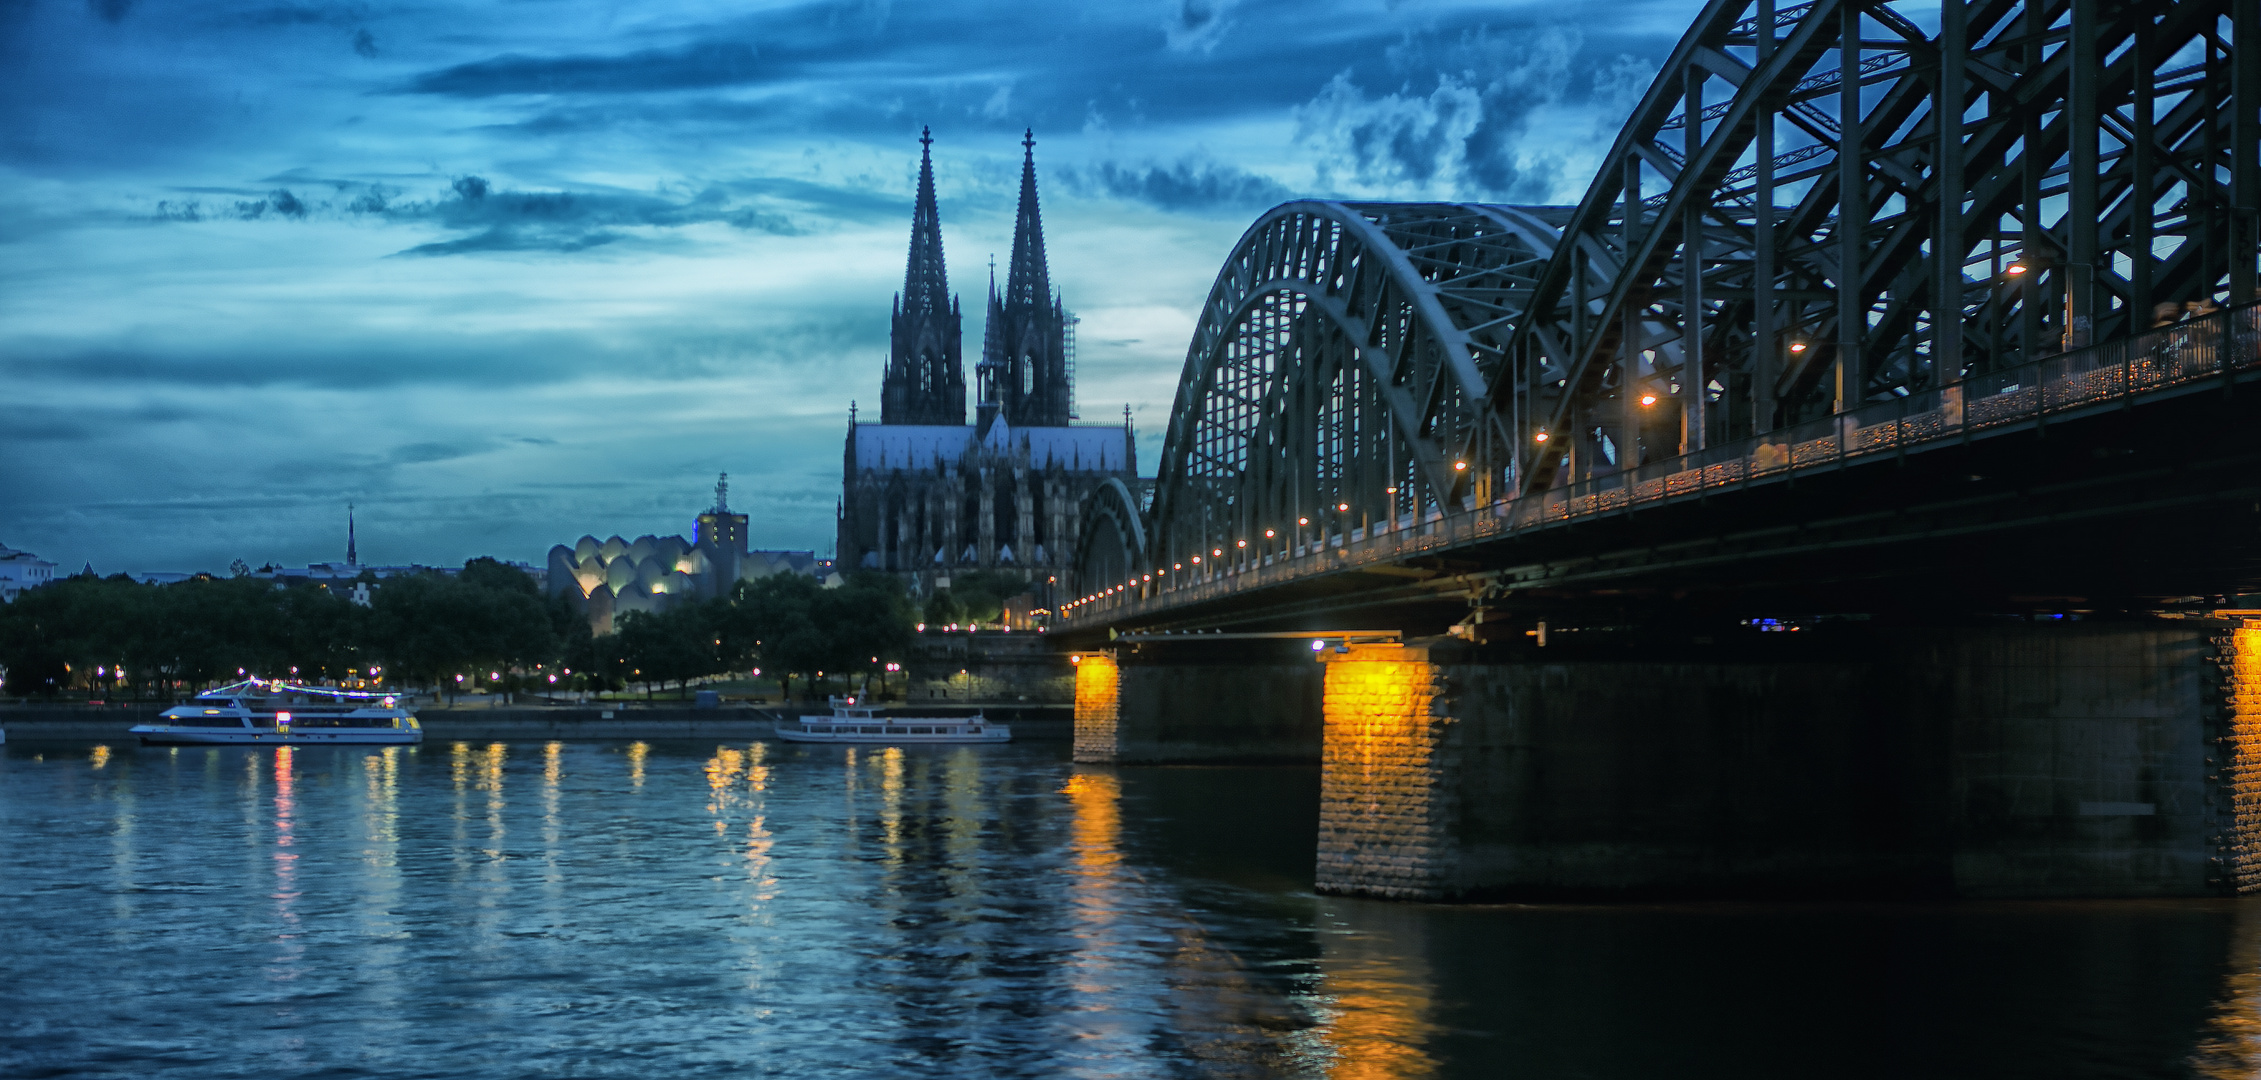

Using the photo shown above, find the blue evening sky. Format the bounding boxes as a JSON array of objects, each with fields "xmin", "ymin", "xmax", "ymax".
[{"xmin": 1, "ymin": 0, "xmax": 1701, "ymax": 574}]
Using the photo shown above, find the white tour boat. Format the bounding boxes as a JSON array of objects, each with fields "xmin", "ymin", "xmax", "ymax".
[
  {"xmin": 131, "ymin": 680, "xmax": 422, "ymax": 746},
  {"xmin": 774, "ymin": 696, "xmax": 1010, "ymax": 745}
]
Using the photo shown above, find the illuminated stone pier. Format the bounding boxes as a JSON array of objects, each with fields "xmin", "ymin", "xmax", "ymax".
[
  {"xmin": 1080, "ymin": 622, "xmax": 2261, "ymax": 900},
  {"xmin": 1313, "ymin": 626, "xmax": 2261, "ymax": 900}
]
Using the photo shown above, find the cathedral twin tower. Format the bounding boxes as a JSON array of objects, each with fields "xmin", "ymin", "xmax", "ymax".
[
  {"xmin": 882, "ymin": 127, "xmax": 1073, "ymax": 431},
  {"xmin": 840, "ymin": 129, "xmax": 1134, "ymax": 595}
]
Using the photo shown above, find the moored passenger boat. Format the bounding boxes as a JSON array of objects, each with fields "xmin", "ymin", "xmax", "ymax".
[
  {"xmin": 131, "ymin": 680, "xmax": 422, "ymax": 746},
  {"xmin": 774, "ymin": 696, "xmax": 1009, "ymax": 745}
]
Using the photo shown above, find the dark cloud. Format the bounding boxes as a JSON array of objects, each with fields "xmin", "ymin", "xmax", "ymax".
[
  {"xmin": 404, "ymin": 40, "xmax": 779, "ymax": 97},
  {"xmin": 87, "ymin": 0, "xmax": 132, "ymax": 23},
  {"xmin": 393, "ymin": 227, "xmax": 626, "ymax": 256},
  {"xmin": 382, "ymin": 174, "xmax": 805, "ymax": 255},
  {"xmin": 2, "ymin": 305, "xmax": 887, "ymax": 391},
  {"xmin": 1295, "ymin": 23, "xmax": 1654, "ymax": 201},
  {"xmin": 140, "ymin": 172, "xmax": 825, "ymax": 253},
  {"xmin": 222, "ymin": 3, "xmax": 370, "ymax": 27},
  {"xmin": 352, "ymin": 28, "xmax": 377, "ymax": 58},
  {"xmin": 388, "ymin": 441, "xmax": 488, "ymax": 464},
  {"xmin": 5, "ymin": 415, "xmax": 96, "ymax": 441},
  {"xmin": 1163, "ymin": 0, "xmax": 1243, "ymax": 53},
  {"xmin": 1065, "ymin": 158, "xmax": 1294, "ymax": 212}
]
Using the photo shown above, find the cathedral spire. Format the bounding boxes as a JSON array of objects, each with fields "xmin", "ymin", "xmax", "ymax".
[
  {"xmin": 1003, "ymin": 129, "xmax": 1051, "ymax": 310},
  {"xmin": 346, "ymin": 503, "xmax": 357, "ymax": 566},
  {"xmin": 903, "ymin": 126, "xmax": 949, "ymax": 316},
  {"xmin": 881, "ymin": 126, "xmax": 966, "ymax": 425},
  {"xmin": 980, "ymin": 129, "xmax": 1070, "ymax": 430}
]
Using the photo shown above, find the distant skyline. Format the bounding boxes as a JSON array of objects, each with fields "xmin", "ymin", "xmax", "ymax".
[{"xmin": 1, "ymin": 0, "xmax": 1705, "ymax": 575}]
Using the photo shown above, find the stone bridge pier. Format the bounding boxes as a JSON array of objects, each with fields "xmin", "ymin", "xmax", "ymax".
[{"xmin": 1074, "ymin": 622, "xmax": 2261, "ymax": 900}]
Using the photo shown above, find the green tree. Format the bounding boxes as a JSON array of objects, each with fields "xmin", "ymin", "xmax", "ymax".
[
  {"xmin": 922, "ymin": 588, "xmax": 963, "ymax": 627},
  {"xmin": 709, "ymin": 571, "xmax": 915, "ymax": 701},
  {"xmin": 613, "ymin": 603, "xmax": 728, "ymax": 699},
  {"xmin": 364, "ymin": 563, "xmax": 559, "ymax": 701},
  {"xmin": 718, "ymin": 573, "xmax": 827, "ymax": 701},
  {"xmin": 945, "ymin": 569, "xmax": 1030, "ymax": 625},
  {"xmin": 814, "ymin": 572, "xmax": 916, "ymax": 690}
]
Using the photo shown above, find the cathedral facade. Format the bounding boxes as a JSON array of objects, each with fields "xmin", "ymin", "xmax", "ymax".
[{"xmin": 838, "ymin": 130, "xmax": 1136, "ymax": 606}]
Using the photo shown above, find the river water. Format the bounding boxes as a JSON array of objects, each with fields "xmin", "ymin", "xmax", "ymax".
[{"xmin": 4, "ymin": 738, "xmax": 2261, "ymax": 1078}]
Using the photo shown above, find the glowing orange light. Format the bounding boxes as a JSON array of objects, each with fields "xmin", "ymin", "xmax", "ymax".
[
  {"xmin": 1453, "ymin": 461, "xmax": 1467, "ymax": 471},
  {"xmin": 1265, "ymin": 529, "xmax": 1276, "ymax": 538},
  {"xmin": 1640, "ymin": 394, "xmax": 1657, "ymax": 406},
  {"xmin": 1789, "ymin": 340, "xmax": 1808, "ymax": 353},
  {"xmin": 1533, "ymin": 432, "xmax": 1549, "ymax": 443},
  {"xmin": 2006, "ymin": 262, "xmax": 2029, "ymax": 275}
]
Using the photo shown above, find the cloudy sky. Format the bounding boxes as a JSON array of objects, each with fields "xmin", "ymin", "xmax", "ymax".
[{"xmin": 0, "ymin": 0, "xmax": 1702, "ymax": 575}]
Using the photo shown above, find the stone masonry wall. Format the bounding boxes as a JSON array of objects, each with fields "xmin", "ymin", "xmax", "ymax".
[
  {"xmin": 1072, "ymin": 651, "xmax": 1121, "ymax": 764},
  {"xmin": 1314, "ymin": 644, "xmax": 1460, "ymax": 900},
  {"xmin": 2223, "ymin": 624, "xmax": 2261, "ymax": 891},
  {"xmin": 1308, "ymin": 624, "xmax": 2224, "ymax": 901},
  {"xmin": 1945, "ymin": 625, "xmax": 2215, "ymax": 896},
  {"xmin": 1111, "ymin": 661, "xmax": 1325, "ymax": 765}
]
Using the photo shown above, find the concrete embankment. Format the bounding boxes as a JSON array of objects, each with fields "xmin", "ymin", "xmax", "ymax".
[{"xmin": 0, "ymin": 704, "xmax": 1072, "ymax": 743}]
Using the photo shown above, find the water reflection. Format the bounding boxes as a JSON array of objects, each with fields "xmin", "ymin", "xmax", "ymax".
[
  {"xmin": 8, "ymin": 743, "xmax": 2261, "ymax": 1079},
  {"xmin": 2196, "ymin": 901, "xmax": 2261, "ymax": 1074},
  {"xmin": 1305, "ymin": 905, "xmax": 1438, "ymax": 1079}
]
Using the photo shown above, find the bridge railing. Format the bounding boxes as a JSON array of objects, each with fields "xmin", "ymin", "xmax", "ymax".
[{"xmin": 1067, "ymin": 301, "xmax": 2261, "ymax": 625}]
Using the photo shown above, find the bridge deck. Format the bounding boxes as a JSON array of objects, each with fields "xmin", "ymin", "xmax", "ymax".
[{"xmin": 1067, "ymin": 302, "xmax": 2261, "ymax": 631}]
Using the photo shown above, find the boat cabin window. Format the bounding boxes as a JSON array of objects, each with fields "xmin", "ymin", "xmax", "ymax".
[
  {"xmin": 858, "ymin": 726, "xmax": 881, "ymax": 734},
  {"xmin": 909, "ymin": 727, "xmax": 930, "ymax": 735}
]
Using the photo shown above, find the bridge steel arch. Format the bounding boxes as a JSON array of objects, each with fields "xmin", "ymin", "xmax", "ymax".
[
  {"xmin": 1071, "ymin": 0, "xmax": 2255, "ymax": 615},
  {"xmin": 1073, "ymin": 201, "xmax": 1617, "ymax": 597}
]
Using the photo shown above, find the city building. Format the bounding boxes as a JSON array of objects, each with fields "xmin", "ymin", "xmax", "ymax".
[
  {"xmin": 837, "ymin": 129, "xmax": 1137, "ymax": 604},
  {"xmin": 547, "ymin": 475, "xmax": 830, "ymax": 633},
  {"xmin": 0, "ymin": 542, "xmax": 58, "ymax": 602}
]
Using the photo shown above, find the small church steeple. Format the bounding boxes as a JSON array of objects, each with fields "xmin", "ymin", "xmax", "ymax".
[{"xmin": 346, "ymin": 503, "xmax": 358, "ymax": 566}]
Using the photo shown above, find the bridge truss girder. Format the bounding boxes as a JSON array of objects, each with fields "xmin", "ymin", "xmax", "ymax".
[{"xmin": 1506, "ymin": 0, "xmax": 2258, "ymax": 497}]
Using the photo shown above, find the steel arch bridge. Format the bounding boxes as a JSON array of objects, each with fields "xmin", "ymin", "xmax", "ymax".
[{"xmin": 1070, "ymin": 0, "xmax": 2257, "ymax": 621}]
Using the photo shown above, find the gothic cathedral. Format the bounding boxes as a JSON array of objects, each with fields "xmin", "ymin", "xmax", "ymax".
[{"xmin": 837, "ymin": 129, "xmax": 1137, "ymax": 606}]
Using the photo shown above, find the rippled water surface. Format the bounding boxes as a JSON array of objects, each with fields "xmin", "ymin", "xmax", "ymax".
[{"xmin": 6, "ymin": 738, "xmax": 2261, "ymax": 1078}]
